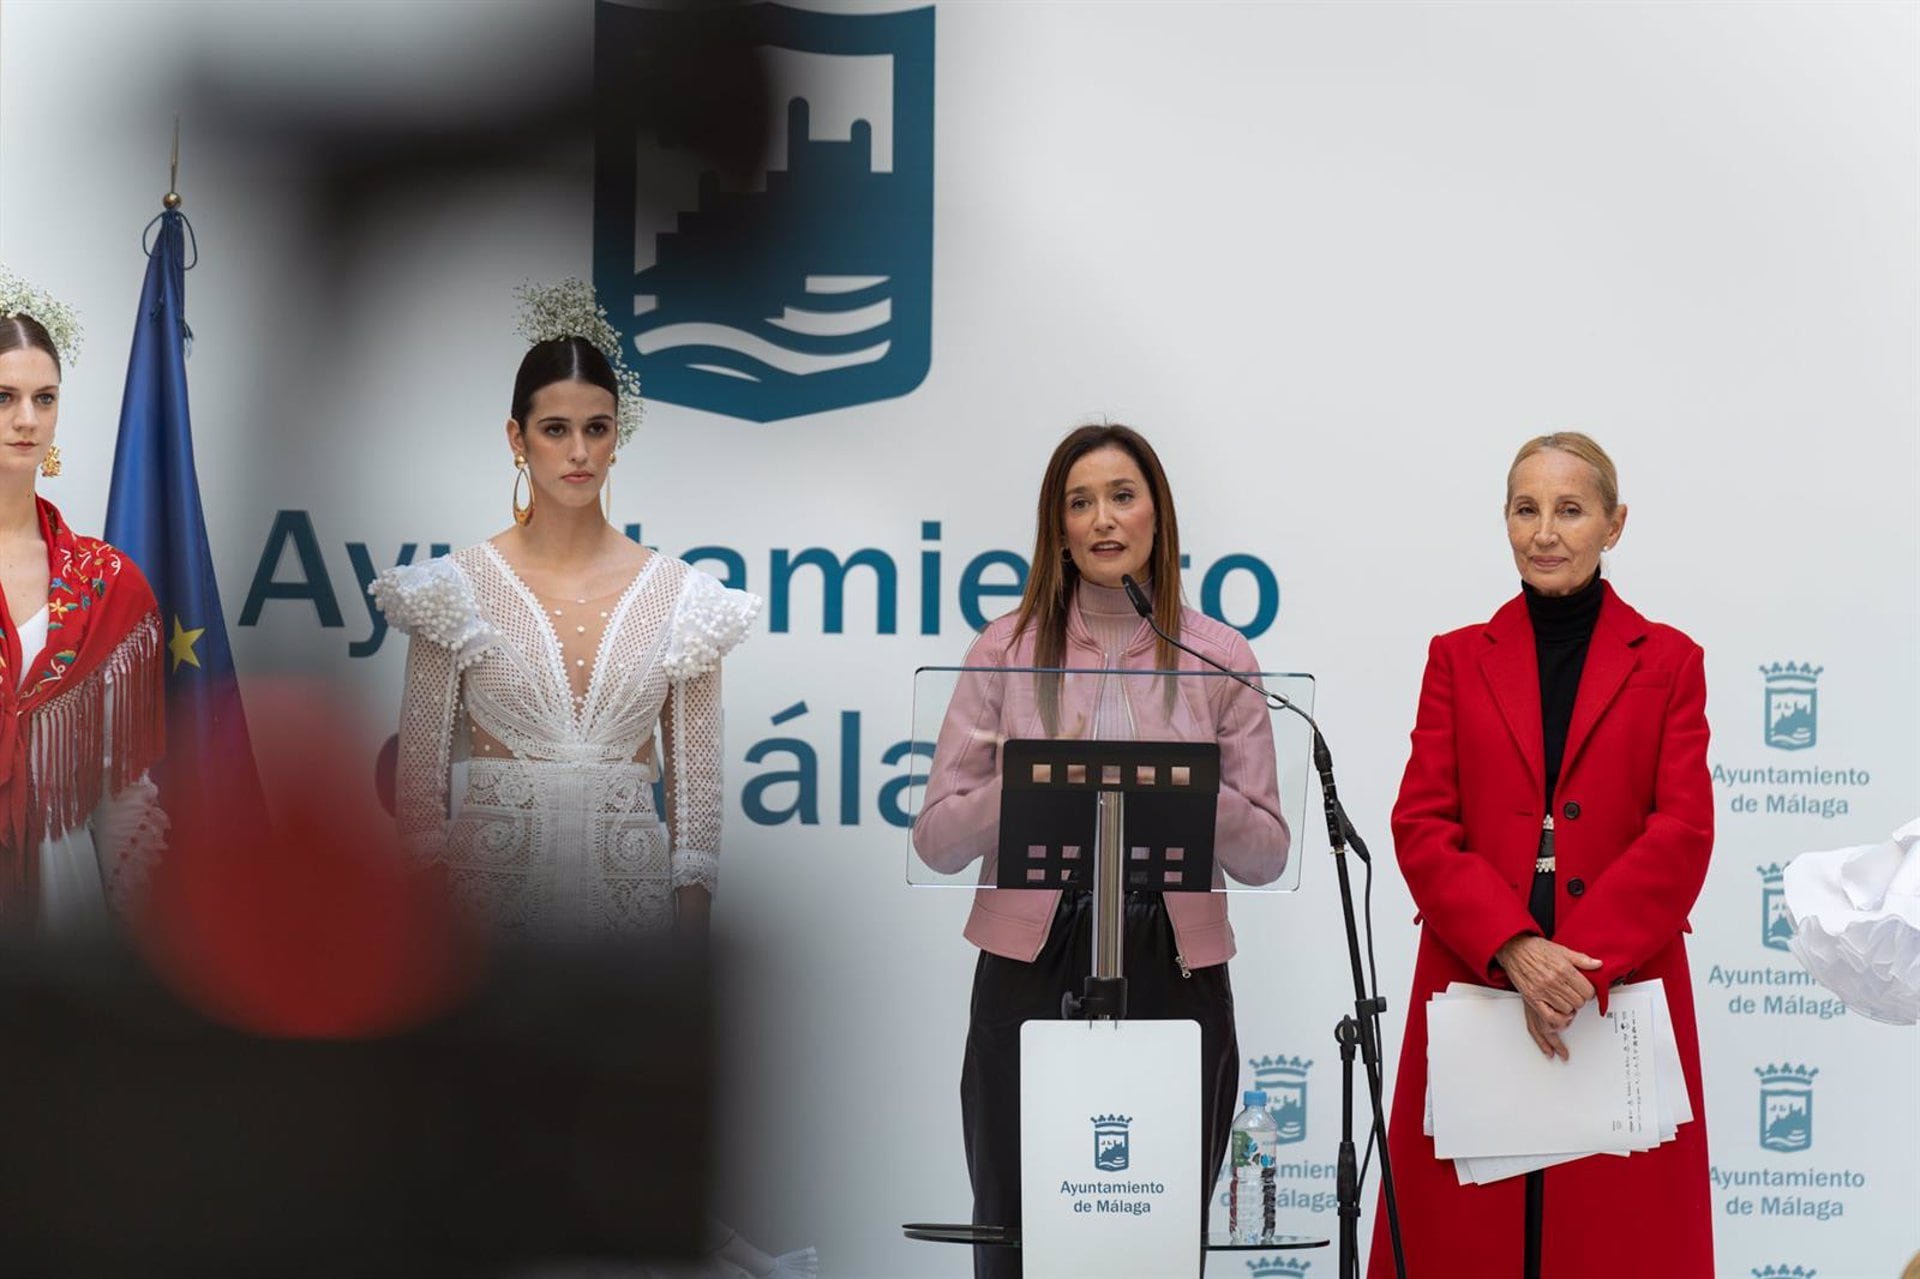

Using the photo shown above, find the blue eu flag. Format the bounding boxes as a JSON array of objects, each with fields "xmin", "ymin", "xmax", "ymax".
[{"xmin": 105, "ymin": 210, "xmax": 265, "ymax": 824}]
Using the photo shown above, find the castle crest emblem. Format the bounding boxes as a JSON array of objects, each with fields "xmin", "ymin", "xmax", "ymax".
[
  {"xmin": 1755, "ymin": 1063, "xmax": 1817, "ymax": 1153},
  {"xmin": 1757, "ymin": 864, "xmax": 1792, "ymax": 952},
  {"xmin": 1761, "ymin": 662, "xmax": 1821, "ymax": 752},
  {"xmin": 594, "ymin": 2, "xmax": 935, "ymax": 422},
  {"xmin": 1091, "ymin": 1114, "xmax": 1132, "ymax": 1173},
  {"xmin": 1251, "ymin": 1055, "xmax": 1312, "ymax": 1146}
]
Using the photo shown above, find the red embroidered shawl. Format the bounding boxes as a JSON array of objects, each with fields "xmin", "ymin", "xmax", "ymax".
[{"xmin": 0, "ymin": 499, "xmax": 164, "ymax": 918}]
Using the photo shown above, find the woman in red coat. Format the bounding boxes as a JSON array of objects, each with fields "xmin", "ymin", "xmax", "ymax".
[{"xmin": 1370, "ymin": 433, "xmax": 1714, "ymax": 1278}]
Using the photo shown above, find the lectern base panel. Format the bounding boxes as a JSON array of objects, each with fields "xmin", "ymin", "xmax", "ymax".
[{"xmin": 1021, "ymin": 1020, "xmax": 1202, "ymax": 1279}]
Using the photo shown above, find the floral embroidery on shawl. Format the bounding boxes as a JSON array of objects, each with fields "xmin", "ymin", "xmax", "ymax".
[{"xmin": 0, "ymin": 500, "xmax": 165, "ymax": 919}]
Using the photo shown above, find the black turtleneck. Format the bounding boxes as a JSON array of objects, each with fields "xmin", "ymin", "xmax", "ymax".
[
  {"xmin": 1518, "ymin": 570, "xmax": 1604, "ymax": 1273},
  {"xmin": 1523, "ymin": 571, "xmax": 1604, "ymax": 808}
]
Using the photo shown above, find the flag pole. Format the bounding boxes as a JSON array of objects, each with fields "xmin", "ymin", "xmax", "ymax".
[{"xmin": 164, "ymin": 115, "xmax": 182, "ymax": 210}]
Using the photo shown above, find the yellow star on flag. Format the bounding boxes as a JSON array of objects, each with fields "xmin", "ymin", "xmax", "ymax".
[{"xmin": 169, "ymin": 616, "xmax": 206, "ymax": 673}]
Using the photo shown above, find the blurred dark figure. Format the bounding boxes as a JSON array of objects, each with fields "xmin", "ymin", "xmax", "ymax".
[
  {"xmin": 172, "ymin": 0, "xmax": 770, "ymax": 277},
  {"xmin": 0, "ymin": 935, "xmax": 711, "ymax": 1279},
  {"xmin": 0, "ymin": 679, "xmax": 713, "ymax": 1277}
]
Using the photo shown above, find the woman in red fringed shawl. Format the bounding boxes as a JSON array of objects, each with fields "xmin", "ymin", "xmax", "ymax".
[{"xmin": 0, "ymin": 295, "xmax": 166, "ymax": 931}]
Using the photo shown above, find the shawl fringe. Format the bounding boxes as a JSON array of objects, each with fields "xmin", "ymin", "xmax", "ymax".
[{"xmin": 25, "ymin": 612, "xmax": 164, "ymax": 846}]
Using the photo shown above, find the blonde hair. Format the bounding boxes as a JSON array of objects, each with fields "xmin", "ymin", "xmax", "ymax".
[{"xmin": 1507, "ymin": 431, "xmax": 1619, "ymax": 513}]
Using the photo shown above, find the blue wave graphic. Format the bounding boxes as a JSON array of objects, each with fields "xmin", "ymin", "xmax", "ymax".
[{"xmin": 634, "ymin": 277, "xmax": 893, "ymax": 384}]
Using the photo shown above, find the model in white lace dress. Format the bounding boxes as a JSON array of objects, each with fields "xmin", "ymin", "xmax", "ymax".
[
  {"xmin": 374, "ymin": 540, "xmax": 755, "ymax": 936},
  {"xmin": 372, "ymin": 321, "xmax": 814, "ymax": 1279}
]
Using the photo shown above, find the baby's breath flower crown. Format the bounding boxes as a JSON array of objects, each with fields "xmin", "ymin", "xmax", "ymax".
[
  {"xmin": 513, "ymin": 278, "xmax": 643, "ymax": 445},
  {"xmin": 0, "ymin": 267, "xmax": 83, "ymax": 369}
]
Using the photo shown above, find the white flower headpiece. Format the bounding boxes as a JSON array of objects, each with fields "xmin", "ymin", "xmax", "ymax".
[
  {"xmin": 0, "ymin": 267, "xmax": 83, "ymax": 369},
  {"xmin": 513, "ymin": 277, "xmax": 643, "ymax": 445}
]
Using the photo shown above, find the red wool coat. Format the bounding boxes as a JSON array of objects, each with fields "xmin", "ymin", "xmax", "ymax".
[{"xmin": 1369, "ymin": 585, "xmax": 1715, "ymax": 1279}]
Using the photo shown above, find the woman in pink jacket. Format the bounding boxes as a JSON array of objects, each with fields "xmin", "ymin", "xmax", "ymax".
[{"xmin": 914, "ymin": 423, "xmax": 1291, "ymax": 1277}]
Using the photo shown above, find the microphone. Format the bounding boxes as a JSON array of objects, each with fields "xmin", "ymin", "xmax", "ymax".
[
  {"xmin": 1122, "ymin": 578, "xmax": 1403, "ymax": 1274},
  {"xmin": 1118, "ymin": 576, "xmax": 1404, "ymax": 1275},
  {"xmin": 1120, "ymin": 574, "xmax": 1359, "ymax": 861}
]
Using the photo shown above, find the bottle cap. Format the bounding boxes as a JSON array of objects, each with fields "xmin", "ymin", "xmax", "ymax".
[{"xmin": 1243, "ymin": 1090, "xmax": 1267, "ymax": 1107}]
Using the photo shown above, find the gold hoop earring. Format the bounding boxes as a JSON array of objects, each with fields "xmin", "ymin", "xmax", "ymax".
[
  {"xmin": 512, "ymin": 455, "xmax": 533, "ymax": 526},
  {"xmin": 39, "ymin": 444, "xmax": 60, "ymax": 479}
]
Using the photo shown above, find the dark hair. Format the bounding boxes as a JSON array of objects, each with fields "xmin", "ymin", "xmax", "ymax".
[
  {"xmin": 0, "ymin": 312, "xmax": 61, "ymax": 377},
  {"xmin": 508, "ymin": 337, "xmax": 618, "ymax": 426},
  {"xmin": 1012, "ymin": 424, "xmax": 1184, "ymax": 726}
]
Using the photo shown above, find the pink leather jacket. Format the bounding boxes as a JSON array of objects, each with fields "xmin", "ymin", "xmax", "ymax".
[{"xmin": 913, "ymin": 601, "xmax": 1290, "ymax": 970}]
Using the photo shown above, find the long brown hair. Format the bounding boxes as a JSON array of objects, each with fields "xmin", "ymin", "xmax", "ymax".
[{"xmin": 1012, "ymin": 423, "xmax": 1184, "ymax": 686}]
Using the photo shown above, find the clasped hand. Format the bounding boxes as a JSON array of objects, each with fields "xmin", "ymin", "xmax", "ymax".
[{"xmin": 1494, "ymin": 934, "xmax": 1602, "ymax": 1061}]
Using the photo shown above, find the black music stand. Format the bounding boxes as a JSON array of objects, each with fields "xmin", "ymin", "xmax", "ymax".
[{"xmin": 996, "ymin": 738, "xmax": 1219, "ymax": 1021}]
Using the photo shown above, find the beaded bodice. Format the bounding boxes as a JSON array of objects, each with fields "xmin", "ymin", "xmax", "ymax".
[
  {"xmin": 461, "ymin": 543, "xmax": 679, "ymax": 768},
  {"xmin": 373, "ymin": 545, "xmax": 759, "ymax": 931}
]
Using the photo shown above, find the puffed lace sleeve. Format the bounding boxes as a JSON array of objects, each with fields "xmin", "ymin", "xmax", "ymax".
[
  {"xmin": 660, "ymin": 568, "xmax": 762, "ymax": 896},
  {"xmin": 369, "ymin": 557, "xmax": 496, "ymax": 671},
  {"xmin": 660, "ymin": 568, "xmax": 761, "ymax": 684},
  {"xmin": 371, "ymin": 557, "xmax": 490, "ymax": 862}
]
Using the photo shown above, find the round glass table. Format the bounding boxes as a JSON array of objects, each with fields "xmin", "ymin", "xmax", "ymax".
[{"xmin": 901, "ymin": 1223, "xmax": 1328, "ymax": 1252}]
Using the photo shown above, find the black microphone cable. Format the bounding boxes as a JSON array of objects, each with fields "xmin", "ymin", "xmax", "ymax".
[{"xmin": 1121, "ymin": 575, "xmax": 1391, "ymax": 1209}]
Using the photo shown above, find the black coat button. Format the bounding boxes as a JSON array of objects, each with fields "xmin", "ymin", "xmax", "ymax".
[
  {"xmin": 1567, "ymin": 878, "xmax": 1586, "ymax": 897},
  {"xmin": 1563, "ymin": 801, "xmax": 1582, "ymax": 820}
]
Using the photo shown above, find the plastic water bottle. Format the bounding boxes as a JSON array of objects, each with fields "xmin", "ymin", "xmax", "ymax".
[{"xmin": 1227, "ymin": 1089, "xmax": 1279, "ymax": 1244}]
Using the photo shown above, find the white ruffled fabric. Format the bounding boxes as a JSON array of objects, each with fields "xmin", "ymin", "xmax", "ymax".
[
  {"xmin": 661, "ymin": 568, "xmax": 761, "ymax": 683},
  {"xmin": 370, "ymin": 556, "xmax": 498, "ymax": 670},
  {"xmin": 1784, "ymin": 817, "xmax": 1920, "ymax": 1025}
]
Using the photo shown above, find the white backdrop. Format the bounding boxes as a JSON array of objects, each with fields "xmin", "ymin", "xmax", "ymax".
[{"xmin": 3, "ymin": 2, "xmax": 1916, "ymax": 1275}]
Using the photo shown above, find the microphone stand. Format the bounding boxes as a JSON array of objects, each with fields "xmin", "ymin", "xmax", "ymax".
[{"xmin": 1122, "ymin": 577, "xmax": 1407, "ymax": 1279}]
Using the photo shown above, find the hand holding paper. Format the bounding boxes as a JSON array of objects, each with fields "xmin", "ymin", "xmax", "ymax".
[
  {"xmin": 1424, "ymin": 980, "xmax": 1691, "ymax": 1182},
  {"xmin": 1523, "ymin": 1001, "xmax": 1571, "ymax": 1061},
  {"xmin": 1494, "ymin": 934, "xmax": 1602, "ymax": 1031}
]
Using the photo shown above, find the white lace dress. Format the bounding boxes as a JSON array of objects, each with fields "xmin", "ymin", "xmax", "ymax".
[{"xmin": 372, "ymin": 544, "xmax": 759, "ymax": 936}]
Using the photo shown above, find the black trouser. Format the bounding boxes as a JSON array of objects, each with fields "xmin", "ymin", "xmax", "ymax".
[{"xmin": 958, "ymin": 891, "xmax": 1239, "ymax": 1279}]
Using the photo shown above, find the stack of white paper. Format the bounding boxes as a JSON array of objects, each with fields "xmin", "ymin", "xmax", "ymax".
[{"xmin": 1424, "ymin": 980, "xmax": 1693, "ymax": 1184}]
